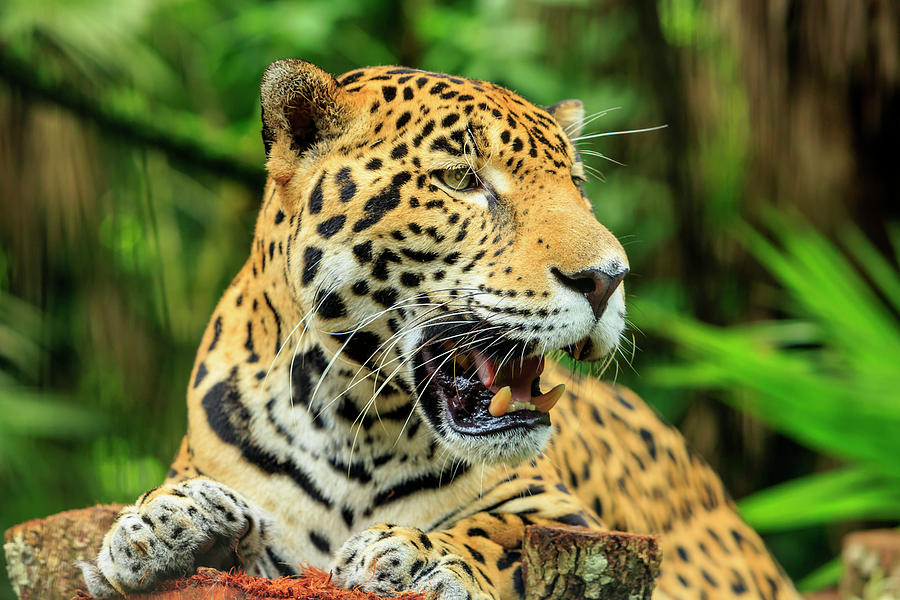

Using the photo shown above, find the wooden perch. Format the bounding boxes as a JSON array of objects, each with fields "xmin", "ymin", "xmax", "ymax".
[
  {"xmin": 5, "ymin": 505, "xmax": 661, "ymax": 600},
  {"xmin": 839, "ymin": 529, "xmax": 900, "ymax": 600},
  {"xmin": 4, "ymin": 504, "xmax": 125, "ymax": 600},
  {"xmin": 522, "ymin": 525, "xmax": 660, "ymax": 599}
]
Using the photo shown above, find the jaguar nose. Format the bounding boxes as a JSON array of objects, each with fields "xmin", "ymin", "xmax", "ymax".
[{"xmin": 552, "ymin": 265, "xmax": 628, "ymax": 319}]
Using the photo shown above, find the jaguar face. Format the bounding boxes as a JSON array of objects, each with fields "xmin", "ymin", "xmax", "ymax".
[{"xmin": 262, "ymin": 60, "xmax": 628, "ymax": 464}]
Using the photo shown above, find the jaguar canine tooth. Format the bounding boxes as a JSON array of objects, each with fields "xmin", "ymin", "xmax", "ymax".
[
  {"xmin": 454, "ymin": 352, "xmax": 472, "ymax": 370},
  {"xmin": 572, "ymin": 338, "xmax": 588, "ymax": 359},
  {"xmin": 488, "ymin": 386, "xmax": 511, "ymax": 417},
  {"xmin": 532, "ymin": 383, "xmax": 565, "ymax": 413}
]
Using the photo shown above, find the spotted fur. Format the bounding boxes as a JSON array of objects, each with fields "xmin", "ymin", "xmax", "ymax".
[{"xmin": 80, "ymin": 60, "xmax": 800, "ymax": 599}]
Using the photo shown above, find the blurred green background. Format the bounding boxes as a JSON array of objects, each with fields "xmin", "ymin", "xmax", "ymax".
[{"xmin": 1, "ymin": 0, "xmax": 899, "ymax": 597}]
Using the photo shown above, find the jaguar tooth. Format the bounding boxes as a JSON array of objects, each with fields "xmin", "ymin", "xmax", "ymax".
[
  {"xmin": 508, "ymin": 400, "xmax": 536, "ymax": 412},
  {"xmin": 454, "ymin": 352, "xmax": 471, "ymax": 370},
  {"xmin": 572, "ymin": 338, "xmax": 588, "ymax": 360},
  {"xmin": 532, "ymin": 383, "xmax": 565, "ymax": 413},
  {"xmin": 488, "ymin": 386, "xmax": 511, "ymax": 417}
]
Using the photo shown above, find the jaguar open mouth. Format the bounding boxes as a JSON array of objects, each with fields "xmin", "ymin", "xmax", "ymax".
[{"xmin": 415, "ymin": 333, "xmax": 565, "ymax": 437}]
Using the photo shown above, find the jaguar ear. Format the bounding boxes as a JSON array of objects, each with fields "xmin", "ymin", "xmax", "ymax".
[
  {"xmin": 261, "ymin": 59, "xmax": 356, "ymax": 185},
  {"xmin": 546, "ymin": 99, "xmax": 585, "ymax": 140}
]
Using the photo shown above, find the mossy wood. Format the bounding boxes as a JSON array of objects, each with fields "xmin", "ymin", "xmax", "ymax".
[
  {"xmin": 522, "ymin": 524, "xmax": 661, "ymax": 599},
  {"xmin": 3, "ymin": 505, "xmax": 125, "ymax": 600},
  {"xmin": 839, "ymin": 529, "xmax": 900, "ymax": 600}
]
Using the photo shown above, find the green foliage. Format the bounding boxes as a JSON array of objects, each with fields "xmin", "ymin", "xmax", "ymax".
[
  {"xmin": 0, "ymin": 1, "xmax": 894, "ymax": 598},
  {"xmin": 634, "ymin": 218, "xmax": 900, "ymax": 587},
  {"xmin": 0, "ymin": 290, "xmax": 166, "ymax": 571},
  {"xmin": 0, "ymin": 292, "xmax": 103, "ymax": 443}
]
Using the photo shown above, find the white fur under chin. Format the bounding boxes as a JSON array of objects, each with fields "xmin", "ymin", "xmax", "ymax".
[{"xmin": 436, "ymin": 418, "xmax": 554, "ymax": 466}]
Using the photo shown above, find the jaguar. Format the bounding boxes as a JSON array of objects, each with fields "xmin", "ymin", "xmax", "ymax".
[{"xmin": 79, "ymin": 59, "xmax": 800, "ymax": 600}]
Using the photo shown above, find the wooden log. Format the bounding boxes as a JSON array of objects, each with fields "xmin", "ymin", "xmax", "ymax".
[
  {"xmin": 5, "ymin": 506, "xmax": 662, "ymax": 600},
  {"xmin": 839, "ymin": 529, "xmax": 900, "ymax": 600},
  {"xmin": 4, "ymin": 504, "xmax": 125, "ymax": 600},
  {"xmin": 3, "ymin": 506, "xmax": 424, "ymax": 600},
  {"xmin": 521, "ymin": 524, "xmax": 661, "ymax": 600}
]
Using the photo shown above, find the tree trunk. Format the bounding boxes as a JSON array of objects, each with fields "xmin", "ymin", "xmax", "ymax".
[
  {"xmin": 521, "ymin": 525, "xmax": 661, "ymax": 600},
  {"xmin": 4, "ymin": 505, "xmax": 124, "ymax": 600},
  {"xmin": 839, "ymin": 529, "xmax": 900, "ymax": 600}
]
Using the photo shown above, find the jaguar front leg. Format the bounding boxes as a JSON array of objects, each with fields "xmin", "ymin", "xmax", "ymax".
[
  {"xmin": 332, "ymin": 521, "xmax": 498, "ymax": 600},
  {"xmin": 79, "ymin": 477, "xmax": 272, "ymax": 598},
  {"xmin": 331, "ymin": 472, "xmax": 605, "ymax": 600},
  {"xmin": 333, "ymin": 510, "xmax": 578, "ymax": 600}
]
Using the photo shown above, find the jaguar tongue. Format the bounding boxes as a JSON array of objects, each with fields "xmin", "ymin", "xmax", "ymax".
[{"xmin": 475, "ymin": 351, "xmax": 543, "ymax": 397}]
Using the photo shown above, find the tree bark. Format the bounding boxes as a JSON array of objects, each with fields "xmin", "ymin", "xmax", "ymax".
[
  {"xmin": 839, "ymin": 529, "xmax": 900, "ymax": 600},
  {"xmin": 4, "ymin": 505, "xmax": 124, "ymax": 600},
  {"xmin": 521, "ymin": 525, "xmax": 661, "ymax": 600}
]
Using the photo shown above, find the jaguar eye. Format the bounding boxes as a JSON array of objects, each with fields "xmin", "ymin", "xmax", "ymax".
[{"xmin": 438, "ymin": 168, "xmax": 477, "ymax": 191}]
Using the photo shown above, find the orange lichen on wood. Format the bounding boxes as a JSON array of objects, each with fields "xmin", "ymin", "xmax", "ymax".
[{"xmin": 72, "ymin": 567, "xmax": 428, "ymax": 600}]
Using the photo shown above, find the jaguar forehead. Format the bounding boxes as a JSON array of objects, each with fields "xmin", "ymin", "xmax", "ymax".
[{"xmin": 335, "ymin": 67, "xmax": 578, "ymax": 166}]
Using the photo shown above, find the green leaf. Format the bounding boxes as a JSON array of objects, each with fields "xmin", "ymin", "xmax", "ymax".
[
  {"xmin": 637, "ymin": 216, "xmax": 900, "ymax": 553},
  {"xmin": 739, "ymin": 467, "xmax": 900, "ymax": 532},
  {"xmin": 797, "ymin": 558, "xmax": 842, "ymax": 592},
  {"xmin": 0, "ymin": 390, "xmax": 106, "ymax": 437}
]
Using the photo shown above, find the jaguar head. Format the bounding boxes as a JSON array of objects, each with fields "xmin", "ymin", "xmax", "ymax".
[{"xmin": 261, "ymin": 59, "xmax": 628, "ymax": 464}]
